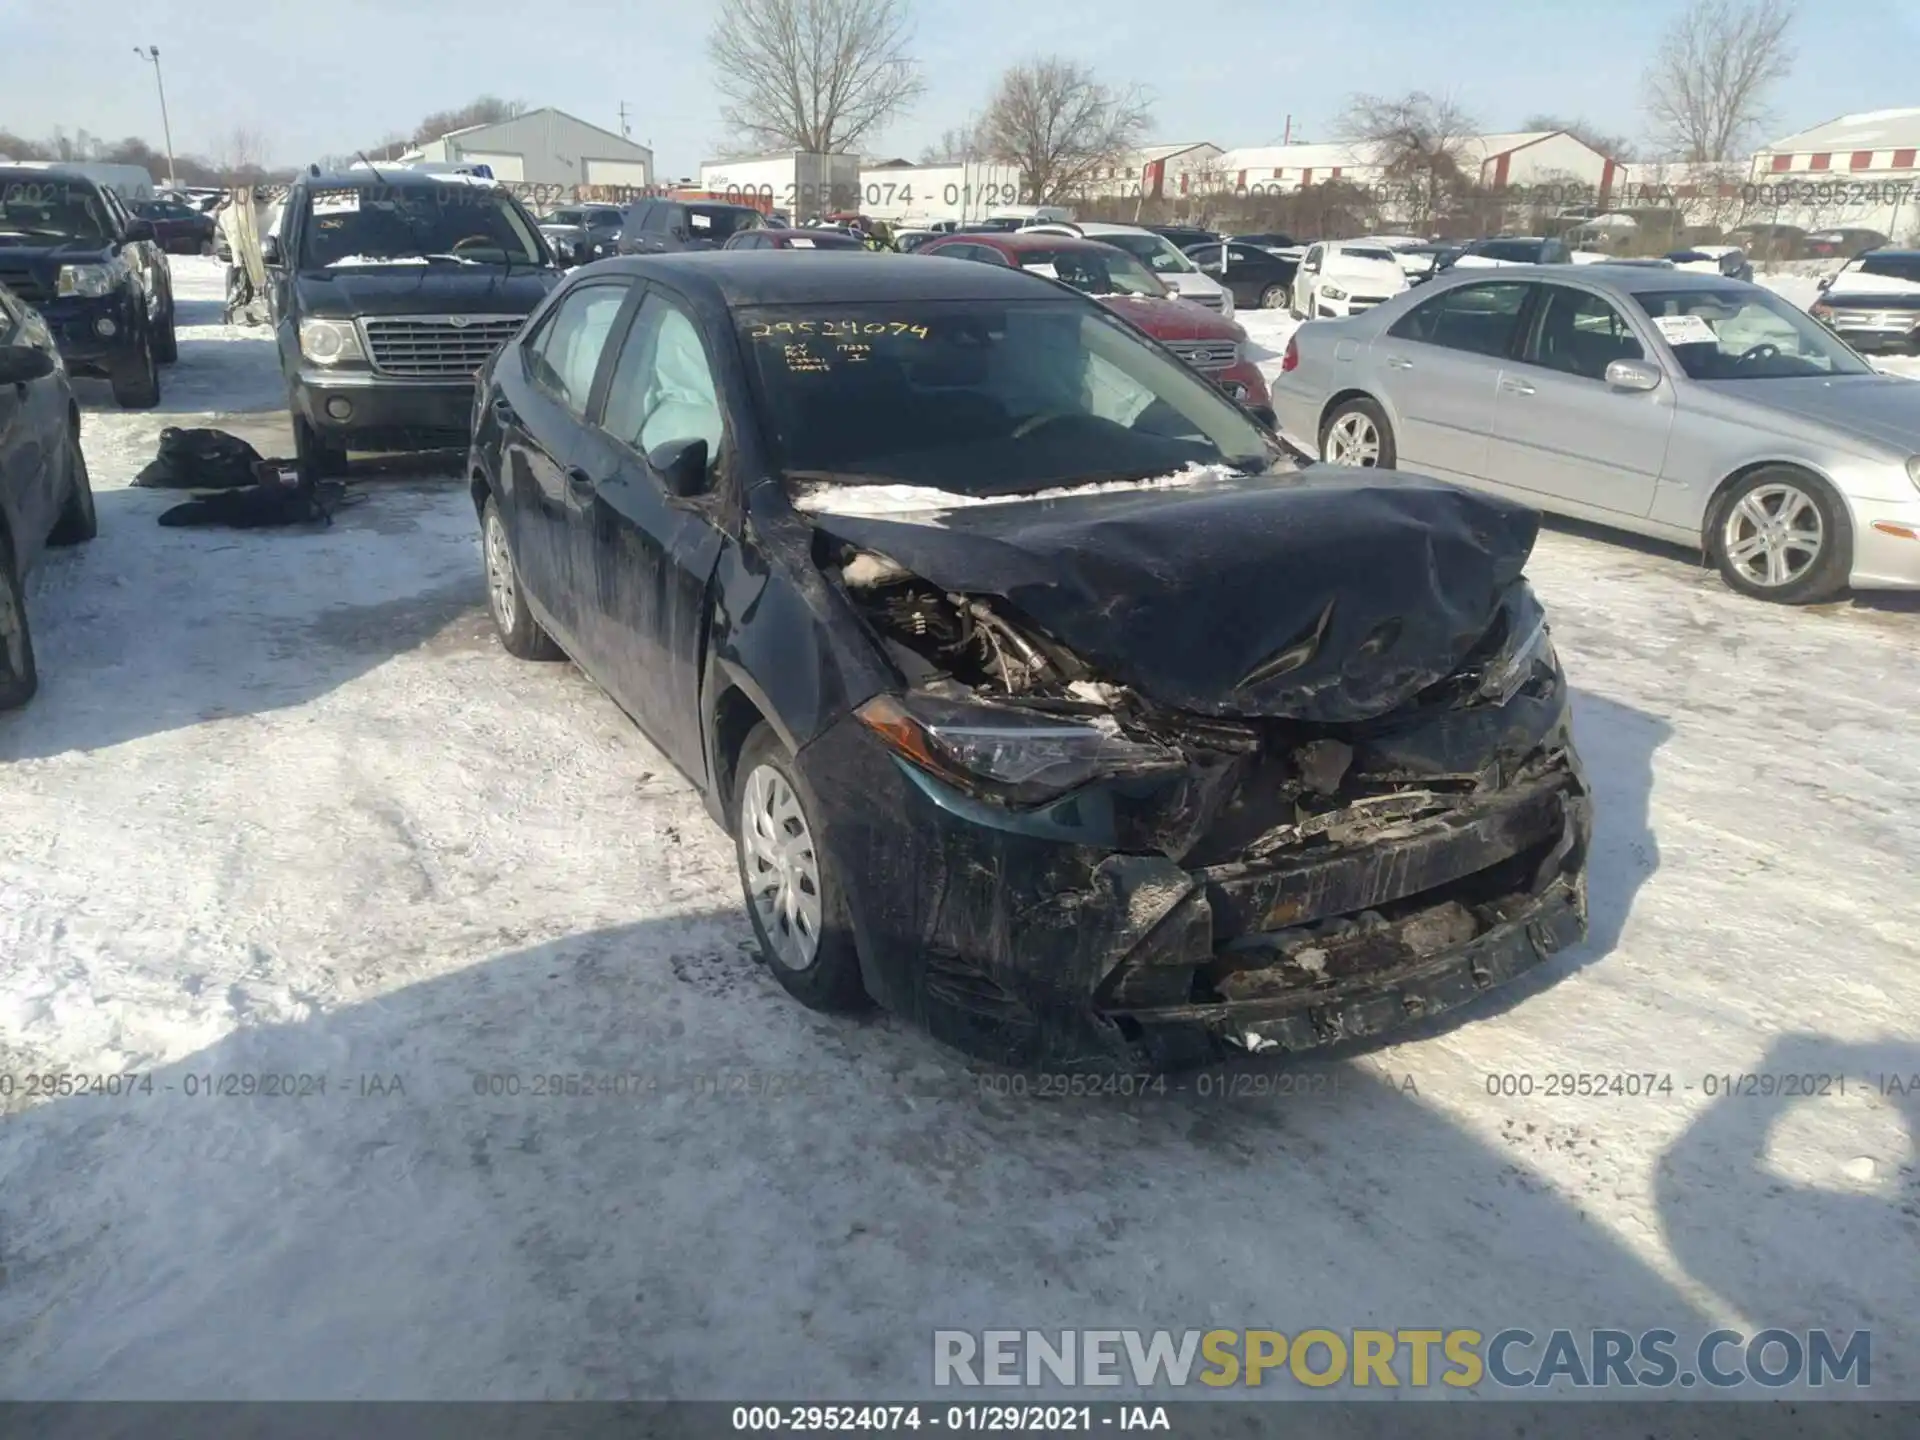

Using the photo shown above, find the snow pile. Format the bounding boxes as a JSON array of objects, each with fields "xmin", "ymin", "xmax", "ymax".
[{"xmin": 791, "ymin": 461, "xmax": 1241, "ymax": 519}]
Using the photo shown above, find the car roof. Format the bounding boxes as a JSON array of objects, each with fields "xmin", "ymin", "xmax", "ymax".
[
  {"xmin": 587, "ymin": 251, "xmax": 1066, "ymax": 305},
  {"xmin": 0, "ymin": 164, "xmax": 104, "ymax": 188},
  {"xmin": 1432, "ymin": 262, "xmax": 1752, "ymax": 293},
  {"xmin": 1860, "ymin": 247, "xmax": 1920, "ymax": 259},
  {"xmin": 934, "ymin": 232, "xmax": 1119, "ymax": 255},
  {"xmin": 1064, "ymin": 221, "xmax": 1148, "ymax": 236},
  {"xmin": 299, "ymin": 167, "xmax": 502, "ymax": 191}
]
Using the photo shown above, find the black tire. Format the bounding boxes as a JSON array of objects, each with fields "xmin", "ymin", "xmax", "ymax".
[
  {"xmin": 1706, "ymin": 466, "xmax": 1852, "ymax": 604},
  {"xmin": 110, "ymin": 330, "xmax": 160, "ymax": 409},
  {"xmin": 732, "ymin": 722, "xmax": 870, "ymax": 1013},
  {"xmin": 1260, "ymin": 284, "xmax": 1288, "ymax": 309},
  {"xmin": 1319, "ymin": 396, "xmax": 1397, "ymax": 469},
  {"xmin": 0, "ymin": 537, "xmax": 37, "ymax": 712},
  {"xmin": 292, "ymin": 414, "xmax": 349, "ymax": 483},
  {"xmin": 480, "ymin": 496, "xmax": 564, "ymax": 660},
  {"xmin": 152, "ymin": 289, "xmax": 179, "ymax": 364},
  {"xmin": 47, "ymin": 427, "xmax": 97, "ymax": 546}
]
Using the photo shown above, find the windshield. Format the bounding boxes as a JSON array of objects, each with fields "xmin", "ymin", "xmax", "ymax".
[
  {"xmin": 542, "ymin": 209, "xmax": 586, "ymax": 226},
  {"xmin": 1856, "ymin": 254, "xmax": 1920, "ymax": 284},
  {"xmin": 1475, "ymin": 240, "xmax": 1544, "ymax": 262},
  {"xmin": 0, "ymin": 178, "xmax": 109, "ymax": 242},
  {"xmin": 1011, "ymin": 247, "xmax": 1166, "ymax": 298},
  {"xmin": 1339, "ymin": 247, "xmax": 1395, "ymax": 265},
  {"xmin": 299, "ymin": 183, "xmax": 544, "ymax": 268},
  {"xmin": 1634, "ymin": 287, "xmax": 1874, "ymax": 380},
  {"xmin": 685, "ymin": 205, "xmax": 761, "ymax": 241},
  {"xmin": 1100, "ymin": 231, "xmax": 1198, "ymax": 275},
  {"xmin": 739, "ymin": 299, "xmax": 1273, "ymax": 496}
]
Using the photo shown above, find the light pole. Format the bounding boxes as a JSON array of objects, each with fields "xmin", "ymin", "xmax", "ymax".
[{"xmin": 133, "ymin": 46, "xmax": 177, "ymax": 189}]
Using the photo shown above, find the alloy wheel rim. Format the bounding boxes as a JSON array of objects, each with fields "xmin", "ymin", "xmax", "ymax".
[
  {"xmin": 1326, "ymin": 413, "xmax": 1381, "ymax": 466},
  {"xmin": 740, "ymin": 763, "xmax": 823, "ymax": 971},
  {"xmin": 484, "ymin": 513, "xmax": 517, "ymax": 628},
  {"xmin": 1723, "ymin": 483, "xmax": 1822, "ymax": 588}
]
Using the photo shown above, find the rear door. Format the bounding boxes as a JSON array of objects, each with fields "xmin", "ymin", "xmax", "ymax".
[
  {"xmin": 564, "ymin": 288, "xmax": 730, "ymax": 778},
  {"xmin": 496, "ymin": 278, "xmax": 635, "ymax": 648},
  {"xmin": 1374, "ymin": 278, "xmax": 1537, "ymax": 482},
  {"xmin": 1485, "ymin": 281, "xmax": 1672, "ymax": 516}
]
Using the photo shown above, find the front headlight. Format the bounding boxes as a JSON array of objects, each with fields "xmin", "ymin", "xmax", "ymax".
[
  {"xmin": 1320, "ymin": 284, "xmax": 1348, "ymax": 301},
  {"xmin": 56, "ymin": 260, "xmax": 127, "ymax": 297},
  {"xmin": 856, "ymin": 693, "xmax": 1180, "ymax": 807},
  {"xmin": 1906, "ymin": 456, "xmax": 1920, "ymax": 492},
  {"xmin": 1218, "ymin": 286, "xmax": 1235, "ymax": 318},
  {"xmin": 1467, "ymin": 609, "xmax": 1556, "ymax": 708},
  {"xmin": 298, "ymin": 317, "xmax": 366, "ymax": 365}
]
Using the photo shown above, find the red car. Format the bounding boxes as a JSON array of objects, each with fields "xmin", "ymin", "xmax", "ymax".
[
  {"xmin": 916, "ymin": 231, "xmax": 1272, "ymax": 424},
  {"xmin": 725, "ymin": 227, "xmax": 865, "ymax": 251}
]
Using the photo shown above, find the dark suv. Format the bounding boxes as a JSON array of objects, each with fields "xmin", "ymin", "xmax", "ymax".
[
  {"xmin": 0, "ymin": 166, "xmax": 178, "ymax": 408},
  {"xmin": 266, "ymin": 168, "xmax": 561, "ymax": 478},
  {"xmin": 616, "ymin": 199, "xmax": 764, "ymax": 253}
]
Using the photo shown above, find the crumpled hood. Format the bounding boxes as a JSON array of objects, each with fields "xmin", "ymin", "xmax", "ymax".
[
  {"xmin": 811, "ymin": 465, "xmax": 1540, "ymax": 722},
  {"xmin": 293, "ymin": 265, "xmax": 557, "ymax": 318}
]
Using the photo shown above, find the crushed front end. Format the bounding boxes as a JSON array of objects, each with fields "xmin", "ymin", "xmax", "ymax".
[{"xmin": 800, "ymin": 521, "xmax": 1591, "ymax": 1072}]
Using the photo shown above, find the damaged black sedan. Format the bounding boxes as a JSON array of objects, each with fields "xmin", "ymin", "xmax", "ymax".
[{"xmin": 469, "ymin": 252, "xmax": 1591, "ymax": 1070}]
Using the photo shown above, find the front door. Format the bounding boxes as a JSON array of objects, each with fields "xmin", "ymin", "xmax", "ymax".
[
  {"xmin": 1373, "ymin": 279, "xmax": 1536, "ymax": 482},
  {"xmin": 1486, "ymin": 282, "xmax": 1674, "ymax": 516},
  {"xmin": 0, "ymin": 289, "xmax": 60, "ymax": 566},
  {"xmin": 566, "ymin": 290, "xmax": 729, "ymax": 781},
  {"xmin": 498, "ymin": 279, "xmax": 634, "ymax": 649}
]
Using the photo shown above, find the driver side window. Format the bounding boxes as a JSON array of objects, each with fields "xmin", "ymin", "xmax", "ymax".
[
  {"xmin": 524, "ymin": 282, "xmax": 630, "ymax": 416},
  {"xmin": 600, "ymin": 296, "xmax": 724, "ymax": 486}
]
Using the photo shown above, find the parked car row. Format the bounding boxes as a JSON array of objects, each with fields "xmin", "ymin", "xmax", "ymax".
[
  {"xmin": 1273, "ymin": 263, "xmax": 1920, "ymax": 605},
  {"xmin": 1810, "ymin": 247, "xmax": 1920, "ymax": 355}
]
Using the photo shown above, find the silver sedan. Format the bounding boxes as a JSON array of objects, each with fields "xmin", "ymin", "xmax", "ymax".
[{"xmin": 1270, "ymin": 264, "xmax": 1920, "ymax": 602}]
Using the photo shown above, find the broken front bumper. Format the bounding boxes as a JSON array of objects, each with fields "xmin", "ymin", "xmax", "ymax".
[{"xmin": 800, "ymin": 710, "xmax": 1592, "ymax": 1072}]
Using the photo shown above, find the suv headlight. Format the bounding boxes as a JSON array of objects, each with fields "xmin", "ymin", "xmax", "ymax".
[
  {"xmin": 1320, "ymin": 284, "xmax": 1347, "ymax": 301},
  {"xmin": 856, "ymin": 694, "xmax": 1180, "ymax": 807},
  {"xmin": 299, "ymin": 317, "xmax": 366, "ymax": 365},
  {"xmin": 56, "ymin": 259, "xmax": 128, "ymax": 297}
]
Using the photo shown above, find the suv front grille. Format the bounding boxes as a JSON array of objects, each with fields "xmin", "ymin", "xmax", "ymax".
[
  {"xmin": 0, "ymin": 268, "xmax": 49, "ymax": 305},
  {"xmin": 1185, "ymin": 291, "xmax": 1225, "ymax": 310},
  {"xmin": 1164, "ymin": 339, "xmax": 1240, "ymax": 372},
  {"xmin": 359, "ymin": 314, "xmax": 525, "ymax": 378}
]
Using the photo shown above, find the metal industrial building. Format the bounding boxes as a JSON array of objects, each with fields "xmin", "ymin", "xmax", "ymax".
[{"xmin": 399, "ymin": 107, "xmax": 653, "ymax": 189}]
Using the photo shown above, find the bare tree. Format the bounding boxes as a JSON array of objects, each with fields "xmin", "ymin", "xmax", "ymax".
[
  {"xmin": 1339, "ymin": 91, "xmax": 1479, "ymax": 223},
  {"xmin": 976, "ymin": 58, "xmax": 1151, "ymax": 205},
  {"xmin": 918, "ymin": 123, "xmax": 977, "ymax": 165},
  {"xmin": 216, "ymin": 127, "xmax": 269, "ymax": 183},
  {"xmin": 1643, "ymin": 0, "xmax": 1796, "ymax": 163},
  {"xmin": 1522, "ymin": 114, "xmax": 1636, "ymax": 162},
  {"xmin": 708, "ymin": 0, "xmax": 924, "ymax": 154},
  {"xmin": 412, "ymin": 96, "xmax": 522, "ymax": 146}
]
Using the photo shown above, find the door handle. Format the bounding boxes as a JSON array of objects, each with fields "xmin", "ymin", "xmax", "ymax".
[
  {"xmin": 566, "ymin": 466, "xmax": 597, "ymax": 494},
  {"xmin": 1500, "ymin": 378, "xmax": 1536, "ymax": 395},
  {"xmin": 1384, "ymin": 355, "xmax": 1413, "ymax": 369}
]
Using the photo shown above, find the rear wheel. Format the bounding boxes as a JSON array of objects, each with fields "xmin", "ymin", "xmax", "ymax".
[
  {"xmin": 733, "ymin": 724, "xmax": 870, "ymax": 1013},
  {"xmin": 1260, "ymin": 284, "xmax": 1288, "ymax": 309},
  {"xmin": 1707, "ymin": 467, "xmax": 1851, "ymax": 604},
  {"xmin": 1320, "ymin": 397, "xmax": 1396, "ymax": 469},
  {"xmin": 47, "ymin": 428, "xmax": 97, "ymax": 546},
  {"xmin": 0, "ymin": 538, "xmax": 37, "ymax": 712},
  {"xmin": 481, "ymin": 497, "xmax": 564, "ymax": 660},
  {"xmin": 110, "ymin": 330, "xmax": 160, "ymax": 409}
]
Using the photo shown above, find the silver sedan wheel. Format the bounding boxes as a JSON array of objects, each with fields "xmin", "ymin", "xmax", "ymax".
[
  {"xmin": 1325, "ymin": 412, "xmax": 1381, "ymax": 467},
  {"xmin": 1722, "ymin": 483, "xmax": 1823, "ymax": 589},
  {"xmin": 484, "ymin": 511, "xmax": 518, "ymax": 630},
  {"xmin": 740, "ymin": 763, "xmax": 823, "ymax": 971}
]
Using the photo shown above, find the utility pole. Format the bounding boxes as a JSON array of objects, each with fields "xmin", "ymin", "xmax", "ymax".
[
  {"xmin": 133, "ymin": 46, "xmax": 177, "ymax": 189},
  {"xmin": 618, "ymin": 102, "xmax": 632, "ymax": 139}
]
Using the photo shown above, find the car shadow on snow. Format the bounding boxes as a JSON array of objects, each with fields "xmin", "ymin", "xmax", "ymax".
[
  {"xmin": 0, "ymin": 481, "xmax": 486, "ymax": 761},
  {"xmin": 0, "ymin": 909, "xmax": 1897, "ymax": 1420},
  {"xmin": 72, "ymin": 327, "xmax": 283, "ymax": 418}
]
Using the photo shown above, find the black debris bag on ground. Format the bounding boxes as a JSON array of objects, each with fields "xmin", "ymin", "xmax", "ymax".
[
  {"xmin": 134, "ymin": 427, "xmax": 269, "ymax": 490},
  {"xmin": 156, "ymin": 475, "xmax": 350, "ymax": 529}
]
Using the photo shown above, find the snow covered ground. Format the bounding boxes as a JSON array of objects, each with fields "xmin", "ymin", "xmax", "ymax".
[{"xmin": 1, "ymin": 257, "xmax": 1917, "ymax": 1409}]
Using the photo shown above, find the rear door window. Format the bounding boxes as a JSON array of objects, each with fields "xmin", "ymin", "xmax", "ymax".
[
  {"xmin": 1389, "ymin": 280, "xmax": 1535, "ymax": 357},
  {"xmin": 1524, "ymin": 285, "xmax": 1645, "ymax": 379}
]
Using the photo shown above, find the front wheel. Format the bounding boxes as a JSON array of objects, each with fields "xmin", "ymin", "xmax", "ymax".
[
  {"xmin": 47, "ymin": 428, "xmax": 97, "ymax": 546},
  {"xmin": 1320, "ymin": 397, "xmax": 1396, "ymax": 469},
  {"xmin": 733, "ymin": 724, "xmax": 870, "ymax": 1013},
  {"xmin": 1707, "ymin": 468, "xmax": 1852, "ymax": 604},
  {"xmin": 152, "ymin": 292, "xmax": 179, "ymax": 364},
  {"xmin": 1260, "ymin": 284, "xmax": 1288, "ymax": 309},
  {"xmin": 481, "ymin": 497, "xmax": 564, "ymax": 660},
  {"xmin": 110, "ymin": 331, "xmax": 160, "ymax": 409},
  {"xmin": 0, "ymin": 539, "xmax": 37, "ymax": 712},
  {"xmin": 292, "ymin": 414, "xmax": 349, "ymax": 483}
]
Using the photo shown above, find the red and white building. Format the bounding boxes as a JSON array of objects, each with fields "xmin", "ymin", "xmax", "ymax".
[
  {"xmin": 1747, "ymin": 109, "xmax": 1920, "ymax": 240},
  {"xmin": 1218, "ymin": 130, "xmax": 1620, "ymax": 208},
  {"xmin": 1077, "ymin": 143, "xmax": 1226, "ymax": 200}
]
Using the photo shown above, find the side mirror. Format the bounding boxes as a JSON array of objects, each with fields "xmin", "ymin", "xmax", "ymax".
[
  {"xmin": 123, "ymin": 219, "xmax": 156, "ymax": 244},
  {"xmin": 0, "ymin": 345, "xmax": 56, "ymax": 386},
  {"xmin": 261, "ymin": 234, "xmax": 284, "ymax": 266},
  {"xmin": 1605, "ymin": 359, "xmax": 1662, "ymax": 392},
  {"xmin": 647, "ymin": 437, "xmax": 709, "ymax": 497}
]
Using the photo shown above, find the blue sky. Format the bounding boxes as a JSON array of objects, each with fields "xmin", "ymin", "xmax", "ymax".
[{"xmin": 2, "ymin": 0, "xmax": 1915, "ymax": 174}]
